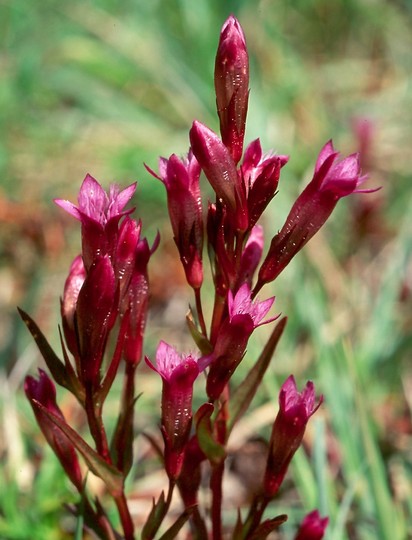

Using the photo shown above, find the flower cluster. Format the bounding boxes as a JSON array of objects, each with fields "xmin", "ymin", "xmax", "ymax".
[{"xmin": 21, "ymin": 13, "xmax": 372, "ymax": 540}]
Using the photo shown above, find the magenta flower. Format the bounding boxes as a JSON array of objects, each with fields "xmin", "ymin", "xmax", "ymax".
[
  {"xmin": 121, "ymin": 232, "xmax": 157, "ymax": 365},
  {"xmin": 61, "ymin": 255, "xmax": 86, "ymax": 356},
  {"xmin": 205, "ymin": 284, "xmax": 277, "ymax": 400},
  {"xmin": 241, "ymin": 139, "xmax": 289, "ymax": 228},
  {"xmin": 228, "ymin": 283, "xmax": 277, "ymax": 327},
  {"xmin": 264, "ymin": 375, "xmax": 322, "ymax": 497},
  {"xmin": 294, "ymin": 510, "xmax": 329, "ymax": 540},
  {"xmin": 114, "ymin": 217, "xmax": 142, "ymax": 296},
  {"xmin": 236, "ymin": 225, "xmax": 264, "ymax": 288},
  {"xmin": 55, "ymin": 174, "xmax": 136, "ymax": 226},
  {"xmin": 314, "ymin": 139, "xmax": 369, "ymax": 196},
  {"xmin": 146, "ymin": 341, "xmax": 200, "ymax": 479},
  {"xmin": 190, "ymin": 120, "xmax": 248, "ymax": 231},
  {"xmin": 55, "ymin": 174, "xmax": 136, "ymax": 269},
  {"xmin": 214, "ymin": 14, "xmax": 249, "ymax": 164},
  {"xmin": 75, "ymin": 255, "xmax": 117, "ymax": 386},
  {"xmin": 257, "ymin": 140, "xmax": 372, "ymax": 288},
  {"xmin": 146, "ymin": 151, "xmax": 203, "ymax": 289},
  {"xmin": 25, "ymin": 369, "xmax": 82, "ymax": 491}
]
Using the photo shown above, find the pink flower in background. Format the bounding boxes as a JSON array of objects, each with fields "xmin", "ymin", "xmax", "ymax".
[
  {"xmin": 264, "ymin": 376, "xmax": 322, "ymax": 497},
  {"xmin": 294, "ymin": 510, "xmax": 329, "ymax": 540}
]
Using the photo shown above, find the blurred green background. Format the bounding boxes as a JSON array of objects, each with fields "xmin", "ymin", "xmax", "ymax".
[{"xmin": 0, "ymin": 0, "xmax": 411, "ymax": 538}]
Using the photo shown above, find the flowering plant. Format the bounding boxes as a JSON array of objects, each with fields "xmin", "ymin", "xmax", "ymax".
[{"xmin": 20, "ymin": 14, "xmax": 372, "ymax": 539}]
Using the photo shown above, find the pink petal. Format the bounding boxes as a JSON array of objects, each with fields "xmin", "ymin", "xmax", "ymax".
[
  {"xmin": 107, "ymin": 182, "xmax": 137, "ymax": 219},
  {"xmin": 315, "ymin": 140, "xmax": 336, "ymax": 173},
  {"xmin": 54, "ymin": 199, "xmax": 82, "ymax": 221}
]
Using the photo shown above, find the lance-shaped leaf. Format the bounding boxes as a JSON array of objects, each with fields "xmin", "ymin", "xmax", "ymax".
[
  {"xmin": 141, "ymin": 491, "xmax": 166, "ymax": 540},
  {"xmin": 68, "ymin": 494, "xmax": 120, "ymax": 540},
  {"xmin": 228, "ymin": 317, "xmax": 287, "ymax": 434},
  {"xmin": 232, "ymin": 509, "xmax": 244, "ymax": 540},
  {"xmin": 158, "ymin": 506, "xmax": 195, "ymax": 540},
  {"xmin": 248, "ymin": 515, "xmax": 288, "ymax": 540},
  {"xmin": 195, "ymin": 403, "xmax": 226, "ymax": 465},
  {"xmin": 98, "ymin": 311, "xmax": 130, "ymax": 404},
  {"xmin": 186, "ymin": 308, "xmax": 213, "ymax": 355},
  {"xmin": 110, "ymin": 393, "xmax": 142, "ymax": 476},
  {"xmin": 18, "ymin": 307, "xmax": 80, "ymax": 395},
  {"xmin": 32, "ymin": 400, "xmax": 123, "ymax": 497}
]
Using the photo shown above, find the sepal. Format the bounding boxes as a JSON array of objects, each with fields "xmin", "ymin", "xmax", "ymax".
[{"xmin": 194, "ymin": 403, "xmax": 226, "ymax": 465}]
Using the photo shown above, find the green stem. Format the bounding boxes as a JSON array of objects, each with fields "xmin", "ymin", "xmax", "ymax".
[
  {"xmin": 194, "ymin": 287, "xmax": 208, "ymax": 338},
  {"xmin": 85, "ymin": 383, "xmax": 111, "ymax": 462}
]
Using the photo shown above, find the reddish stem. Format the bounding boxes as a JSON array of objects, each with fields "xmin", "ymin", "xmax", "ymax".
[
  {"xmin": 251, "ymin": 278, "xmax": 263, "ymax": 300},
  {"xmin": 210, "ymin": 292, "xmax": 226, "ymax": 345},
  {"xmin": 114, "ymin": 492, "xmax": 135, "ymax": 540},
  {"xmin": 210, "ymin": 462, "xmax": 224, "ymax": 540},
  {"xmin": 210, "ymin": 390, "xmax": 229, "ymax": 540}
]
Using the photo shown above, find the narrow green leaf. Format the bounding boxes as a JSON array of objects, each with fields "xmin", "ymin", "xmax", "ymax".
[
  {"xmin": 158, "ymin": 505, "xmax": 195, "ymax": 540},
  {"xmin": 141, "ymin": 492, "xmax": 166, "ymax": 540},
  {"xmin": 74, "ymin": 491, "xmax": 85, "ymax": 540},
  {"xmin": 18, "ymin": 307, "xmax": 80, "ymax": 395},
  {"xmin": 195, "ymin": 403, "xmax": 226, "ymax": 465},
  {"xmin": 232, "ymin": 509, "xmax": 244, "ymax": 540},
  {"xmin": 186, "ymin": 308, "xmax": 213, "ymax": 355},
  {"xmin": 110, "ymin": 393, "xmax": 142, "ymax": 476},
  {"xmin": 248, "ymin": 514, "xmax": 288, "ymax": 539},
  {"xmin": 32, "ymin": 400, "xmax": 123, "ymax": 497},
  {"xmin": 229, "ymin": 317, "xmax": 287, "ymax": 433}
]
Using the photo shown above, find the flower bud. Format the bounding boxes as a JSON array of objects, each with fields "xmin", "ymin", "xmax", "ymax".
[
  {"xmin": 264, "ymin": 376, "xmax": 322, "ymax": 497},
  {"xmin": 76, "ymin": 255, "xmax": 117, "ymax": 385},
  {"xmin": 25, "ymin": 369, "xmax": 82, "ymax": 491},
  {"xmin": 241, "ymin": 139, "xmax": 289, "ymax": 228},
  {"xmin": 146, "ymin": 151, "xmax": 203, "ymax": 289},
  {"xmin": 294, "ymin": 510, "xmax": 329, "ymax": 540},
  {"xmin": 61, "ymin": 255, "xmax": 86, "ymax": 356},
  {"xmin": 215, "ymin": 15, "xmax": 249, "ymax": 164},
  {"xmin": 190, "ymin": 121, "xmax": 248, "ymax": 231}
]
